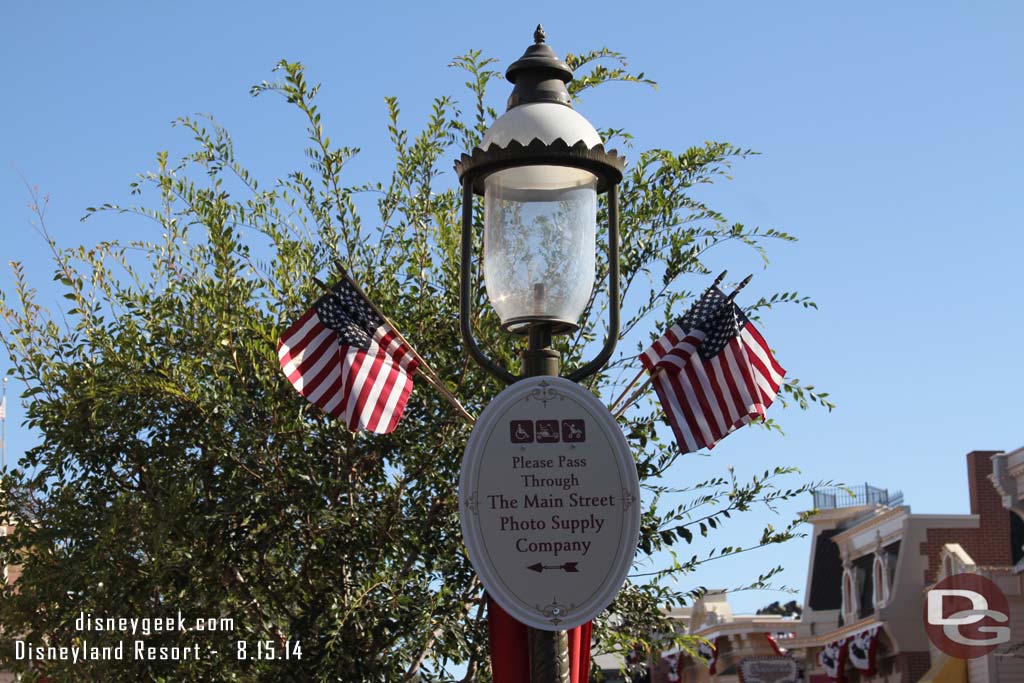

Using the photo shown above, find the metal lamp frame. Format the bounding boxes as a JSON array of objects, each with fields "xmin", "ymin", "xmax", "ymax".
[{"xmin": 455, "ymin": 137, "xmax": 625, "ymax": 385}]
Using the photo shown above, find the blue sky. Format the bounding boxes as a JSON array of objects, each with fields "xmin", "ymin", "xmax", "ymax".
[{"xmin": 2, "ymin": 1, "xmax": 1022, "ymax": 617}]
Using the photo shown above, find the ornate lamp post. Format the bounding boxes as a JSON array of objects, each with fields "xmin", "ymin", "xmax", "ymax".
[{"xmin": 455, "ymin": 25, "xmax": 626, "ymax": 683}]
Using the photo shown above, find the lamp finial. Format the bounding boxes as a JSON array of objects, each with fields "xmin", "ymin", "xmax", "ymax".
[{"xmin": 505, "ymin": 25, "xmax": 573, "ymax": 108}]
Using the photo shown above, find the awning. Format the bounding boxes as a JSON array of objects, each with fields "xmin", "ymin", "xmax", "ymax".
[{"xmin": 917, "ymin": 654, "xmax": 966, "ymax": 683}]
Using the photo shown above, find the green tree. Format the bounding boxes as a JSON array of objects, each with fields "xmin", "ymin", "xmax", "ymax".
[
  {"xmin": 0, "ymin": 50, "xmax": 832, "ymax": 682},
  {"xmin": 756, "ymin": 600, "xmax": 803, "ymax": 617}
]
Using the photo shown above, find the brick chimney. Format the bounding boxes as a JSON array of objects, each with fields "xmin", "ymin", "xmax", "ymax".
[
  {"xmin": 965, "ymin": 450, "xmax": 1011, "ymax": 566},
  {"xmin": 921, "ymin": 451, "xmax": 1011, "ymax": 583}
]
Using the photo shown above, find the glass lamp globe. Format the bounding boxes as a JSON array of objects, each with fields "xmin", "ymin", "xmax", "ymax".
[
  {"xmin": 483, "ymin": 164, "xmax": 597, "ymax": 333},
  {"xmin": 481, "ymin": 103, "xmax": 603, "ymax": 333}
]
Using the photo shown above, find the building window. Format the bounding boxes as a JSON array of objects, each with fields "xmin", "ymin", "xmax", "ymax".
[
  {"xmin": 873, "ymin": 555, "xmax": 888, "ymax": 606},
  {"xmin": 884, "ymin": 540, "xmax": 900, "ymax": 588},
  {"xmin": 942, "ymin": 554, "xmax": 954, "ymax": 579},
  {"xmin": 842, "ymin": 570, "xmax": 855, "ymax": 617},
  {"xmin": 854, "ymin": 554, "xmax": 875, "ymax": 619}
]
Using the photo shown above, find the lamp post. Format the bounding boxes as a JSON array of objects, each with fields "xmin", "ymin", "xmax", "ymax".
[{"xmin": 455, "ymin": 24, "xmax": 626, "ymax": 683}]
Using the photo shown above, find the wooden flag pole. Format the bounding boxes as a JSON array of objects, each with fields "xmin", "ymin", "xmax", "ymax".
[
  {"xmin": 710, "ymin": 270, "xmax": 729, "ymax": 289},
  {"xmin": 725, "ymin": 274, "xmax": 753, "ymax": 302},
  {"xmin": 607, "ymin": 366, "xmax": 647, "ymax": 414},
  {"xmin": 613, "ymin": 371, "xmax": 659, "ymax": 420},
  {"xmin": 607, "ymin": 271, "xmax": 730, "ymax": 414},
  {"xmin": 313, "ymin": 273, "xmax": 476, "ymax": 426},
  {"xmin": 611, "ymin": 273, "xmax": 753, "ymax": 420}
]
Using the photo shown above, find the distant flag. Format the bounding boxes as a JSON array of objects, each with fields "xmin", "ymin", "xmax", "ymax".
[
  {"xmin": 0, "ymin": 395, "xmax": 5, "ymax": 421},
  {"xmin": 660, "ymin": 651, "xmax": 680, "ymax": 682},
  {"xmin": 766, "ymin": 632, "xmax": 785, "ymax": 654},
  {"xmin": 818, "ymin": 638, "xmax": 849, "ymax": 681},
  {"xmin": 697, "ymin": 639, "xmax": 717, "ymax": 674},
  {"xmin": 641, "ymin": 285, "xmax": 785, "ymax": 453},
  {"xmin": 848, "ymin": 626, "xmax": 880, "ymax": 674},
  {"xmin": 278, "ymin": 278, "xmax": 419, "ymax": 433}
]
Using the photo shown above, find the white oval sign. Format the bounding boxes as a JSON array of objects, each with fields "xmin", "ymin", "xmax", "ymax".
[{"xmin": 459, "ymin": 376, "xmax": 640, "ymax": 630}]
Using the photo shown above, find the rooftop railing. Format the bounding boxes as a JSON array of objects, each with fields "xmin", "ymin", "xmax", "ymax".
[{"xmin": 811, "ymin": 484, "xmax": 904, "ymax": 510}]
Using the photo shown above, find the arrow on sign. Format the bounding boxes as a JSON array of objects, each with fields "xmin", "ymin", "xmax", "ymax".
[{"xmin": 527, "ymin": 562, "xmax": 579, "ymax": 573}]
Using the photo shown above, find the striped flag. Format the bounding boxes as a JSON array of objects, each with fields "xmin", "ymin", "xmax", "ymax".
[
  {"xmin": 278, "ymin": 278, "xmax": 419, "ymax": 433},
  {"xmin": 0, "ymin": 395, "xmax": 5, "ymax": 420},
  {"xmin": 641, "ymin": 285, "xmax": 785, "ymax": 453}
]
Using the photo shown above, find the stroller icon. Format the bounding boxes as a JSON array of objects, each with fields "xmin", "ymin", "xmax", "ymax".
[{"xmin": 561, "ymin": 420, "xmax": 585, "ymax": 443}]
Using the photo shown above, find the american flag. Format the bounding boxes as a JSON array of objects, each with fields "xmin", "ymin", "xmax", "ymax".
[
  {"xmin": 278, "ymin": 278, "xmax": 419, "ymax": 433},
  {"xmin": 641, "ymin": 285, "xmax": 785, "ymax": 453}
]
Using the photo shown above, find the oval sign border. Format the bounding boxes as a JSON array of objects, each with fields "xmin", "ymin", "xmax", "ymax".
[{"xmin": 459, "ymin": 375, "xmax": 640, "ymax": 631}]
